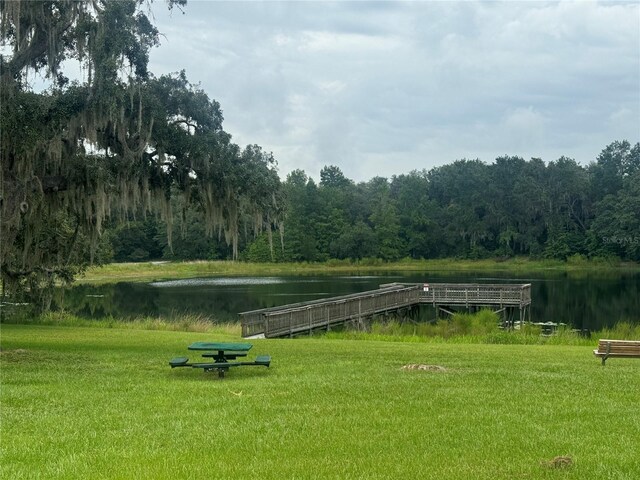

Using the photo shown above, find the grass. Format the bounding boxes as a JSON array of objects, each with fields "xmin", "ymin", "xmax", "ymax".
[
  {"xmin": 8, "ymin": 310, "xmax": 640, "ymax": 346},
  {"xmin": 79, "ymin": 257, "xmax": 640, "ymax": 284},
  {"xmin": 1, "ymin": 311, "xmax": 239, "ymax": 335},
  {"xmin": 2, "ymin": 323, "xmax": 640, "ymax": 479},
  {"xmin": 327, "ymin": 312, "xmax": 640, "ymax": 346}
]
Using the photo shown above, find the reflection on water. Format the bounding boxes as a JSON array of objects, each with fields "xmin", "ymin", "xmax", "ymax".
[
  {"xmin": 335, "ymin": 276, "xmax": 382, "ymax": 279},
  {"xmin": 51, "ymin": 271, "xmax": 639, "ymax": 331},
  {"xmin": 150, "ymin": 277, "xmax": 288, "ymax": 287}
]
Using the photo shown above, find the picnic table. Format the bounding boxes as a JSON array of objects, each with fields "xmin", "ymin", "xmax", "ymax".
[{"xmin": 169, "ymin": 341, "xmax": 271, "ymax": 378}]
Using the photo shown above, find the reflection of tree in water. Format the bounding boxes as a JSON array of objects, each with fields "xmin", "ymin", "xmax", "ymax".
[
  {"xmin": 56, "ymin": 283, "xmax": 158, "ymax": 319},
  {"xmin": 60, "ymin": 282, "xmax": 267, "ymax": 322},
  {"xmin": 111, "ymin": 283, "xmax": 162, "ymax": 318},
  {"xmin": 531, "ymin": 272, "xmax": 640, "ymax": 331},
  {"xmin": 54, "ymin": 284, "xmax": 119, "ymax": 318},
  {"xmin": 587, "ymin": 274, "xmax": 640, "ymax": 330},
  {"xmin": 153, "ymin": 287, "xmax": 246, "ymax": 322}
]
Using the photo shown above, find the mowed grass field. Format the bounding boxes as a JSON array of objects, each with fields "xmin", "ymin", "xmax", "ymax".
[{"xmin": 1, "ymin": 324, "xmax": 639, "ymax": 479}]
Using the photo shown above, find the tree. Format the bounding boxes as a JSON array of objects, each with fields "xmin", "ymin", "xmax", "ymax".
[
  {"xmin": 510, "ymin": 158, "xmax": 547, "ymax": 256},
  {"xmin": 584, "ymin": 141, "xmax": 640, "ymax": 260},
  {"xmin": 542, "ymin": 157, "xmax": 590, "ymax": 258},
  {"xmin": 427, "ymin": 159, "xmax": 493, "ymax": 257},
  {"xmin": 389, "ymin": 171, "xmax": 443, "ymax": 258},
  {"xmin": 280, "ymin": 171, "xmax": 321, "ymax": 261},
  {"xmin": 330, "ymin": 221, "xmax": 377, "ymax": 260},
  {"xmin": 319, "ymin": 165, "xmax": 353, "ymax": 189},
  {"xmin": 366, "ymin": 177, "xmax": 404, "ymax": 260},
  {"xmin": 111, "ymin": 217, "xmax": 163, "ymax": 262},
  {"xmin": 1, "ymin": 1, "xmax": 281, "ymax": 307},
  {"xmin": 588, "ymin": 170, "xmax": 640, "ymax": 261},
  {"xmin": 589, "ymin": 140, "xmax": 640, "ymax": 202},
  {"xmin": 316, "ymin": 166, "xmax": 353, "ymax": 259}
]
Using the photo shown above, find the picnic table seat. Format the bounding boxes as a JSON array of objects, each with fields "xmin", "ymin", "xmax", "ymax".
[
  {"xmin": 254, "ymin": 355, "xmax": 271, "ymax": 366},
  {"xmin": 169, "ymin": 354, "xmax": 271, "ymax": 377},
  {"xmin": 169, "ymin": 357, "xmax": 189, "ymax": 367}
]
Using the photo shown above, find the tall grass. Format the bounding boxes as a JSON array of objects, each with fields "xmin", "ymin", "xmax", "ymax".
[
  {"xmin": 598, "ymin": 321, "xmax": 640, "ymax": 340},
  {"xmin": 367, "ymin": 309, "xmax": 501, "ymax": 338},
  {"xmin": 326, "ymin": 310, "xmax": 640, "ymax": 346},
  {"xmin": 1, "ymin": 310, "xmax": 241, "ymax": 335},
  {"xmin": 3, "ymin": 310, "xmax": 638, "ymax": 346}
]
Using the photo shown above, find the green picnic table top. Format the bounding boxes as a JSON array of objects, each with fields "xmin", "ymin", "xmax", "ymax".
[{"xmin": 188, "ymin": 342, "xmax": 253, "ymax": 352}]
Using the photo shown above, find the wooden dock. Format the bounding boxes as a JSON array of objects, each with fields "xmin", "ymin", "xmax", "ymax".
[
  {"xmin": 240, "ymin": 282, "xmax": 532, "ymax": 338},
  {"xmin": 394, "ymin": 282, "xmax": 531, "ymax": 322}
]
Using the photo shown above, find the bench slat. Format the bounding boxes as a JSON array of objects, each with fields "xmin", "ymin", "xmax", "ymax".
[
  {"xmin": 598, "ymin": 344, "xmax": 640, "ymax": 348},
  {"xmin": 594, "ymin": 352, "xmax": 640, "ymax": 357},
  {"xmin": 596, "ymin": 350, "xmax": 640, "ymax": 354},
  {"xmin": 598, "ymin": 340, "xmax": 640, "ymax": 345}
]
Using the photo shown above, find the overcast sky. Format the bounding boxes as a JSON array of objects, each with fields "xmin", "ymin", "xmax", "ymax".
[{"xmin": 148, "ymin": 0, "xmax": 640, "ymax": 183}]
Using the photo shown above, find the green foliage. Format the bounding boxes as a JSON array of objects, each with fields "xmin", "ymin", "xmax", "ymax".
[
  {"xmin": 588, "ymin": 170, "xmax": 640, "ymax": 261},
  {"xmin": 330, "ymin": 220, "xmax": 377, "ymax": 260},
  {"xmin": 1, "ymin": 1, "xmax": 282, "ymax": 308},
  {"xmin": 111, "ymin": 217, "xmax": 163, "ymax": 262},
  {"xmin": 89, "ymin": 138, "xmax": 638, "ymax": 266},
  {"xmin": 598, "ymin": 321, "xmax": 640, "ymax": 341},
  {"xmin": 242, "ymin": 232, "xmax": 284, "ymax": 263},
  {"xmin": 330, "ymin": 312, "xmax": 640, "ymax": 347},
  {"xmin": 1, "ymin": 311, "xmax": 237, "ymax": 334},
  {"xmin": 271, "ymin": 140, "xmax": 638, "ymax": 264},
  {"xmin": 362, "ymin": 310, "xmax": 502, "ymax": 341}
]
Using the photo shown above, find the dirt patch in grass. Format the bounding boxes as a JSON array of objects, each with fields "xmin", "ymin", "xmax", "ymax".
[
  {"xmin": 541, "ymin": 455, "xmax": 574, "ymax": 469},
  {"xmin": 401, "ymin": 364, "xmax": 447, "ymax": 372},
  {"xmin": 0, "ymin": 348, "xmax": 31, "ymax": 361},
  {"xmin": 0, "ymin": 348, "xmax": 29, "ymax": 355}
]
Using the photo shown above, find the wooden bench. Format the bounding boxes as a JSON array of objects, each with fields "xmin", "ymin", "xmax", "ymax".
[{"xmin": 593, "ymin": 339, "xmax": 640, "ymax": 365}]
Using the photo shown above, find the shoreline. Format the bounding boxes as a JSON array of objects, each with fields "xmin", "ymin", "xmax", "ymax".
[{"xmin": 79, "ymin": 258, "xmax": 640, "ymax": 284}]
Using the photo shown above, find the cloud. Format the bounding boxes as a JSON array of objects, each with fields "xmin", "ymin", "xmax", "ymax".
[
  {"xmin": 149, "ymin": 1, "xmax": 640, "ymax": 181},
  {"xmin": 501, "ymin": 106, "xmax": 547, "ymax": 150}
]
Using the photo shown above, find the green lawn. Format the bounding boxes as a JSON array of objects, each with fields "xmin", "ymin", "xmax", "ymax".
[{"xmin": 1, "ymin": 324, "xmax": 639, "ymax": 479}]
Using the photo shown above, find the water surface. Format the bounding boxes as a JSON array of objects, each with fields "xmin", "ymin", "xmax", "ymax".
[{"xmin": 57, "ymin": 270, "xmax": 640, "ymax": 331}]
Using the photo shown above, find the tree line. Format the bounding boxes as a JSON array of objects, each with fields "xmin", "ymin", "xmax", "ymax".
[{"xmin": 109, "ymin": 140, "xmax": 639, "ymax": 264}]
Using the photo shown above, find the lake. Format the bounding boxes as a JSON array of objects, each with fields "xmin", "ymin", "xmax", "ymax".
[{"xmin": 56, "ymin": 270, "xmax": 640, "ymax": 331}]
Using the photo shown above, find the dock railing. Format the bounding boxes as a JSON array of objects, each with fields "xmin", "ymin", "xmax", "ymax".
[
  {"xmin": 420, "ymin": 283, "xmax": 531, "ymax": 307},
  {"xmin": 241, "ymin": 284, "xmax": 420, "ymax": 338}
]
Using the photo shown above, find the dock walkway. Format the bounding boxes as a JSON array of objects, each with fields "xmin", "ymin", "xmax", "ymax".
[{"xmin": 240, "ymin": 282, "xmax": 532, "ymax": 338}]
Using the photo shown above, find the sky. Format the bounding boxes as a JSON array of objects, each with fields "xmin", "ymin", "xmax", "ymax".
[{"xmin": 147, "ymin": 0, "xmax": 640, "ymax": 183}]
